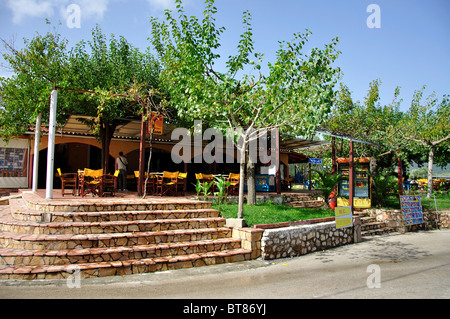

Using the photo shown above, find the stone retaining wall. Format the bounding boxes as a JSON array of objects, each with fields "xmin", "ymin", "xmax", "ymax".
[
  {"xmin": 365, "ymin": 209, "xmax": 450, "ymax": 231},
  {"xmin": 260, "ymin": 218, "xmax": 360, "ymax": 260}
]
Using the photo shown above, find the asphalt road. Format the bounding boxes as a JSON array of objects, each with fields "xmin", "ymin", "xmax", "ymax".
[{"xmin": 1, "ymin": 229, "xmax": 450, "ymax": 299}]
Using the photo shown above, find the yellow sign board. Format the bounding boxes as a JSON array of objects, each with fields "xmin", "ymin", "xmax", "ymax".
[
  {"xmin": 148, "ymin": 113, "xmax": 163, "ymax": 135},
  {"xmin": 335, "ymin": 206, "xmax": 353, "ymax": 229}
]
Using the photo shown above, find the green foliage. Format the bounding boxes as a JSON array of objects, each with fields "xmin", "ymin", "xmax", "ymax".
[
  {"xmin": 313, "ymin": 170, "xmax": 346, "ymax": 206},
  {"xmin": 368, "ymin": 169, "xmax": 398, "ymax": 207},
  {"xmin": 151, "ymin": 0, "xmax": 341, "ymax": 218},
  {"xmin": 200, "ymin": 181, "xmax": 213, "ymax": 201},
  {"xmin": 68, "ymin": 25, "xmax": 161, "ymax": 132},
  {"xmin": 213, "ymin": 175, "xmax": 231, "ymax": 213},
  {"xmin": 409, "ymin": 167, "xmax": 428, "ymax": 179},
  {"xmin": 0, "ymin": 27, "xmax": 70, "ymax": 141},
  {"xmin": 193, "ymin": 179, "xmax": 202, "ymax": 199}
]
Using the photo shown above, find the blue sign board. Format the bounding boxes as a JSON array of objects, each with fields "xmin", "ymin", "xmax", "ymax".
[{"xmin": 308, "ymin": 158, "xmax": 322, "ymax": 164}]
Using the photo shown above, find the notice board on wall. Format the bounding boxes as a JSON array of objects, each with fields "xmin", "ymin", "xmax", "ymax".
[
  {"xmin": 0, "ymin": 138, "xmax": 29, "ymax": 188},
  {"xmin": 400, "ymin": 195, "xmax": 424, "ymax": 226}
]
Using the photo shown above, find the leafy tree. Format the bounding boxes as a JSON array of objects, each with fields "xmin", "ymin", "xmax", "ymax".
[
  {"xmin": 1, "ymin": 26, "xmax": 70, "ymax": 141},
  {"xmin": 151, "ymin": 0, "xmax": 341, "ymax": 219},
  {"xmin": 67, "ymin": 25, "xmax": 161, "ymax": 171},
  {"xmin": 400, "ymin": 89, "xmax": 450, "ymax": 198}
]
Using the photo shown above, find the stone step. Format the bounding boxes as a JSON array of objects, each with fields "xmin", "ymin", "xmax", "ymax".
[
  {"xmin": 20, "ymin": 191, "xmax": 211, "ymax": 213},
  {"xmin": 1, "ymin": 192, "xmax": 262, "ymax": 280},
  {"xmin": 286, "ymin": 200, "xmax": 324, "ymax": 208},
  {"xmin": 360, "ymin": 218, "xmax": 397, "ymax": 236},
  {"xmin": 361, "ymin": 217, "xmax": 377, "ymax": 224},
  {"xmin": 0, "ymin": 227, "xmax": 233, "ymax": 250},
  {"xmin": 0, "ymin": 238, "xmax": 242, "ymax": 266},
  {"xmin": 0, "ymin": 248, "xmax": 252, "ymax": 280},
  {"xmin": 361, "ymin": 222, "xmax": 386, "ymax": 231},
  {"xmin": 0, "ymin": 216, "xmax": 226, "ymax": 235},
  {"xmin": 13, "ymin": 208, "xmax": 220, "ymax": 223},
  {"xmin": 361, "ymin": 227, "xmax": 397, "ymax": 236}
]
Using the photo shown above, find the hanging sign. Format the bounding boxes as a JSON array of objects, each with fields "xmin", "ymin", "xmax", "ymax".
[
  {"xmin": 400, "ymin": 195, "xmax": 423, "ymax": 226},
  {"xmin": 148, "ymin": 113, "xmax": 163, "ymax": 135},
  {"xmin": 335, "ymin": 206, "xmax": 353, "ymax": 229},
  {"xmin": 309, "ymin": 158, "xmax": 322, "ymax": 164}
]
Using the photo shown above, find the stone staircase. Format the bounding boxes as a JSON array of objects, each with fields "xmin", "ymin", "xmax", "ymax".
[
  {"xmin": 360, "ymin": 215, "xmax": 396, "ymax": 237},
  {"xmin": 285, "ymin": 192, "xmax": 324, "ymax": 209},
  {"xmin": 0, "ymin": 192, "xmax": 262, "ymax": 280}
]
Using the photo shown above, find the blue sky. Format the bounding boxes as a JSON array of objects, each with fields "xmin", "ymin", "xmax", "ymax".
[{"xmin": 1, "ymin": 0, "xmax": 449, "ymax": 111}]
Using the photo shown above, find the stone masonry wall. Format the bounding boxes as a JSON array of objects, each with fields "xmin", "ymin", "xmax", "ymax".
[
  {"xmin": 366, "ymin": 209, "xmax": 450, "ymax": 232},
  {"xmin": 261, "ymin": 221, "xmax": 356, "ymax": 260}
]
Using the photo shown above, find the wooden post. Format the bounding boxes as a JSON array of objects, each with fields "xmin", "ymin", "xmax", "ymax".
[
  {"xmin": 331, "ymin": 136, "xmax": 336, "ymax": 174},
  {"xmin": 308, "ymin": 163, "xmax": 312, "ymax": 190},
  {"xmin": 104, "ymin": 124, "xmax": 109, "ymax": 174},
  {"xmin": 349, "ymin": 140, "xmax": 354, "ymax": 212},
  {"xmin": 138, "ymin": 114, "xmax": 146, "ymax": 196}
]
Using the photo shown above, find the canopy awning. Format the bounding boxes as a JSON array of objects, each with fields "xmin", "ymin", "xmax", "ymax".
[
  {"xmin": 280, "ymin": 137, "xmax": 328, "ymax": 150},
  {"xmin": 59, "ymin": 115, "xmax": 174, "ymax": 141},
  {"xmin": 45, "ymin": 115, "xmax": 330, "ymax": 151}
]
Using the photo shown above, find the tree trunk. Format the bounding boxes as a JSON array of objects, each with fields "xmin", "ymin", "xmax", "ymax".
[
  {"xmin": 237, "ymin": 144, "xmax": 247, "ymax": 219},
  {"xmin": 247, "ymin": 161, "xmax": 256, "ymax": 205},
  {"xmin": 427, "ymin": 145, "xmax": 435, "ymax": 199}
]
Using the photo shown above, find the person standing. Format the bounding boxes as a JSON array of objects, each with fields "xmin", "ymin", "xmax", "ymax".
[{"xmin": 117, "ymin": 152, "xmax": 128, "ymax": 191}]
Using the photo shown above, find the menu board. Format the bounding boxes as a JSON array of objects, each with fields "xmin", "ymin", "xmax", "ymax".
[{"xmin": 399, "ymin": 195, "xmax": 423, "ymax": 226}]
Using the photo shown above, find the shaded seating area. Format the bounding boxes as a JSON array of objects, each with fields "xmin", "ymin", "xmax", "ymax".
[{"xmin": 57, "ymin": 168, "xmax": 120, "ymax": 197}]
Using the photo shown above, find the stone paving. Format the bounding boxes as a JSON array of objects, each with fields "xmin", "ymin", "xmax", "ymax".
[{"xmin": 0, "ymin": 191, "xmax": 263, "ymax": 280}]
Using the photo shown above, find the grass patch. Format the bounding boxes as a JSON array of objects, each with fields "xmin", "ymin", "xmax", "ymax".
[{"xmin": 212, "ymin": 203, "xmax": 334, "ymax": 227}]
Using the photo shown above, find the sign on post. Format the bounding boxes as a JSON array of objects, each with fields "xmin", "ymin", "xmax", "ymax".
[
  {"xmin": 400, "ymin": 195, "xmax": 424, "ymax": 226},
  {"xmin": 309, "ymin": 158, "xmax": 322, "ymax": 164},
  {"xmin": 148, "ymin": 113, "xmax": 164, "ymax": 135},
  {"xmin": 335, "ymin": 206, "xmax": 353, "ymax": 229}
]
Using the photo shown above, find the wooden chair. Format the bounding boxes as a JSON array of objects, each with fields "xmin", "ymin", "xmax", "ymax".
[
  {"xmin": 156, "ymin": 171, "xmax": 179, "ymax": 196},
  {"xmin": 134, "ymin": 171, "xmax": 157, "ymax": 195},
  {"xmin": 77, "ymin": 170, "xmax": 84, "ymax": 196},
  {"xmin": 101, "ymin": 170, "xmax": 120, "ymax": 197},
  {"xmin": 227, "ymin": 173, "xmax": 240, "ymax": 196},
  {"xmin": 80, "ymin": 168, "xmax": 103, "ymax": 197},
  {"xmin": 57, "ymin": 168, "xmax": 77, "ymax": 197},
  {"xmin": 177, "ymin": 172, "xmax": 188, "ymax": 196}
]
